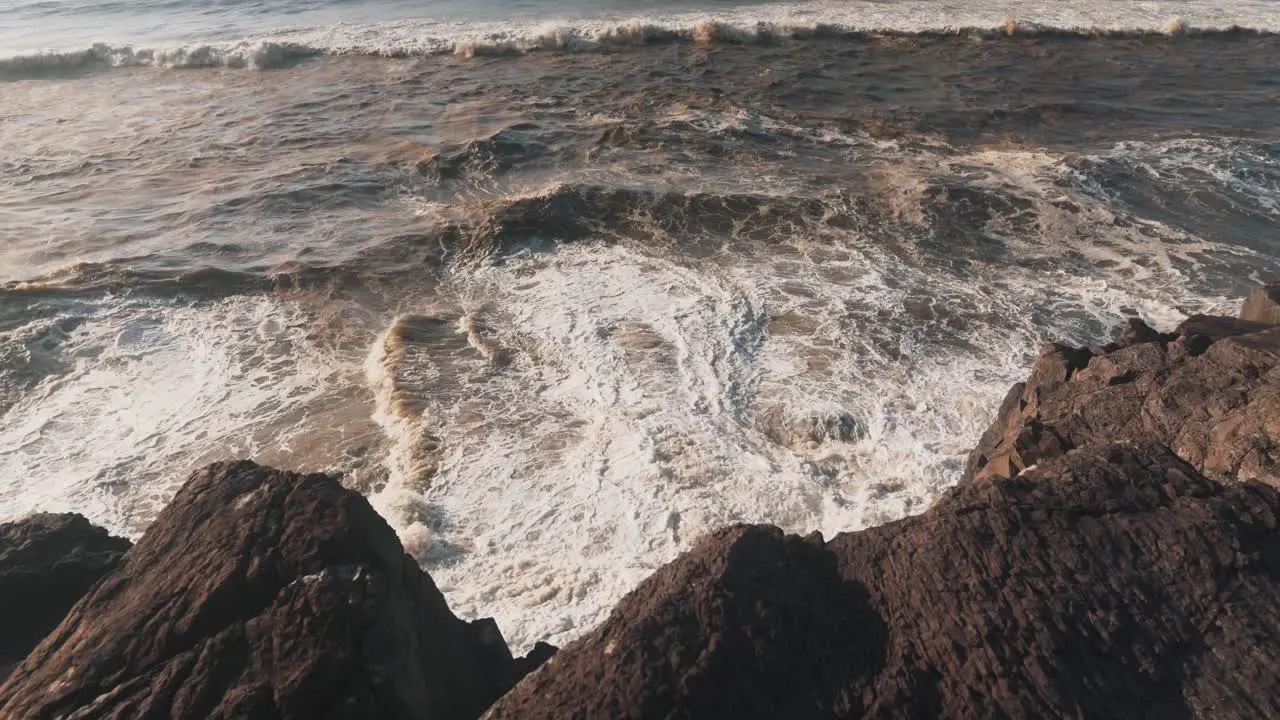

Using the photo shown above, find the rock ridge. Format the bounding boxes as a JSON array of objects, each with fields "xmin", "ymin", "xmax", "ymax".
[
  {"xmin": 0, "ymin": 461, "xmax": 551, "ymax": 720},
  {"xmin": 489, "ymin": 293, "xmax": 1280, "ymax": 719},
  {"xmin": 0, "ymin": 513, "xmax": 130, "ymax": 681}
]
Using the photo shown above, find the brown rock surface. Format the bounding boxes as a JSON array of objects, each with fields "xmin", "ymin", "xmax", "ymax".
[
  {"xmin": 10, "ymin": 300, "xmax": 1280, "ymax": 719},
  {"xmin": 966, "ymin": 316, "xmax": 1280, "ymax": 486},
  {"xmin": 487, "ymin": 442, "xmax": 1280, "ymax": 719},
  {"xmin": 1240, "ymin": 283, "xmax": 1280, "ymax": 325},
  {"xmin": 0, "ymin": 513, "xmax": 130, "ymax": 680},
  {"xmin": 0, "ymin": 461, "xmax": 545, "ymax": 720}
]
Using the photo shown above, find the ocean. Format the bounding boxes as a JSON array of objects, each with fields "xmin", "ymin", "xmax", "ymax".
[{"xmin": 2, "ymin": 0, "xmax": 1279, "ymax": 651}]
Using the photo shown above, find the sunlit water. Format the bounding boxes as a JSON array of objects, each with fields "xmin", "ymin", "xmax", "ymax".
[{"xmin": 2, "ymin": 0, "xmax": 1279, "ymax": 651}]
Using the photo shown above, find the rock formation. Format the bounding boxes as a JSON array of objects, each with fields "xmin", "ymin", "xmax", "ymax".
[
  {"xmin": 0, "ymin": 461, "xmax": 550, "ymax": 720},
  {"xmin": 6, "ymin": 295, "xmax": 1280, "ymax": 720},
  {"xmin": 488, "ymin": 441, "xmax": 1280, "ymax": 719},
  {"xmin": 966, "ymin": 313, "xmax": 1280, "ymax": 486},
  {"xmin": 488, "ymin": 302, "xmax": 1280, "ymax": 719},
  {"xmin": 0, "ymin": 513, "xmax": 130, "ymax": 681},
  {"xmin": 1241, "ymin": 282, "xmax": 1280, "ymax": 325}
]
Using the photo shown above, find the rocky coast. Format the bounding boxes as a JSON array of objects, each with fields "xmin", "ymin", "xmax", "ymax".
[{"xmin": 4, "ymin": 289, "xmax": 1280, "ymax": 719}]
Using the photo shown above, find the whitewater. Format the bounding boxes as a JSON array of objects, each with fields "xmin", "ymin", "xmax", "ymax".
[{"xmin": 4, "ymin": 0, "xmax": 1280, "ymax": 72}]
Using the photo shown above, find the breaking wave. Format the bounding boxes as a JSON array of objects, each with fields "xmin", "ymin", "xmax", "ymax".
[
  {"xmin": 0, "ymin": 40, "xmax": 322, "ymax": 77},
  {"xmin": 348, "ymin": 137, "xmax": 1270, "ymax": 650},
  {"xmin": 4, "ymin": 16, "xmax": 1279, "ymax": 652},
  {"xmin": 3, "ymin": 15, "xmax": 1276, "ymax": 79}
]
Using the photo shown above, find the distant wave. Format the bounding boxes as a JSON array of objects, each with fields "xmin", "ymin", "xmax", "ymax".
[
  {"xmin": 0, "ymin": 41, "xmax": 323, "ymax": 77},
  {"xmin": 2, "ymin": 13, "xmax": 1276, "ymax": 79}
]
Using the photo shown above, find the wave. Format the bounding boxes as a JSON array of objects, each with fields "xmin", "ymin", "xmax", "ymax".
[
  {"xmin": 2, "ymin": 14, "xmax": 1276, "ymax": 80},
  {"xmin": 0, "ymin": 41, "xmax": 323, "ymax": 78}
]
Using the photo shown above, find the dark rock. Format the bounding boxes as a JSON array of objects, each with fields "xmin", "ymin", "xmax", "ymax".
[
  {"xmin": 1115, "ymin": 317, "xmax": 1174, "ymax": 347},
  {"xmin": 512, "ymin": 642, "xmax": 558, "ymax": 681},
  {"xmin": 1175, "ymin": 314, "xmax": 1272, "ymax": 342},
  {"xmin": 967, "ymin": 319, "xmax": 1280, "ymax": 486},
  {"xmin": 1029, "ymin": 342, "xmax": 1094, "ymax": 386},
  {"xmin": 0, "ymin": 461, "xmax": 540, "ymax": 720},
  {"xmin": 964, "ymin": 381, "xmax": 1026, "ymax": 480},
  {"xmin": 0, "ymin": 513, "xmax": 130, "ymax": 680},
  {"xmin": 1240, "ymin": 283, "xmax": 1280, "ymax": 325},
  {"xmin": 487, "ymin": 518, "xmax": 883, "ymax": 719},
  {"xmin": 486, "ymin": 443, "xmax": 1280, "ymax": 719}
]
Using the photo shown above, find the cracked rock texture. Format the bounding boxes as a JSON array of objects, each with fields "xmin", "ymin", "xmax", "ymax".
[
  {"xmin": 0, "ymin": 461, "xmax": 545, "ymax": 720},
  {"xmin": 0, "ymin": 513, "xmax": 130, "ymax": 681},
  {"xmin": 489, "ymin": 304, "xmax": 1280, "ymax": 720},
  {"xmin": 488, "ymin": 442, "xmax": 1280, "ymax": 719},
  {"xmin": 6, "ymin": 299, "xmax": 1280, "ymax": 720},
  {"xmin": 966, "ymin": 315, "xmax": 1280, "ymax": 486}
]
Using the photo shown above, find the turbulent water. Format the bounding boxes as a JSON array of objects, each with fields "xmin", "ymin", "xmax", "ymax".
[{"xmin": 3, "ymin": 0, "xmax": 1280, "ymax": 652}]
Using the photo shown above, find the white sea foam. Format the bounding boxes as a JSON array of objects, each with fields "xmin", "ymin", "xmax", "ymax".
[
  {"xmin": 0, "ymin": 295, "xmax": 350, "ymax": 536},
  {"xmin": 1, "ymin": 82, "xmax": 1261, "ymax": 654},
  {"xmin": 360, "ymin": 139, "xmax": 1253, "ymax": 652},
  {"xmin": 3, "ymin": 0, "xmax": 1279, "ymax": 76},
  {"xmin": 0, "ymin": 40, "xmax": 323, "ymax": 75},
  {"xmin": 1097, "ymin": 138, "xmax": 1280, "ymax": 219}
]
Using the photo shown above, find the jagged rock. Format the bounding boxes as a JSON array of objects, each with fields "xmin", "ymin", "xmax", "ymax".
[
  {"xmin": 512, "ymin": 642, "xmax": 558, "ymax": 680},
  {"xmin": 486, "ymin": 442, "xmax": 1280, "ymax": 719},
  {"xmin": 967, "ymin": 312, "xmax": 1280, "ymax": 486},
  {"xmin": 0, "ymin": 461, "xmax": 546, "ymax": 720},
  {"xmin": 0, "ymin": 513, "xmax": 130, "ymax": 680},
  {"xmin": 1176, "ymin": 314, "xmax": 1273, "ymax": 345},
  {"xmin": 1240, "ymin": 283, "xmax": 1280, "ymax": 325},
  {"xmin": 1114, "ymin": 317, "xmax": 1173, "ymax": 347},
  {"xmin": 10, "ymin": 300, "xmax": 1280, "ymax": 720}
]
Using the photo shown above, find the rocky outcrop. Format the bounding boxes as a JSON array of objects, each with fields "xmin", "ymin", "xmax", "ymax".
[
  {"xmin": 7, "ymin": 297, "xmax": 1280, "ymax": 719},
  {"xmin": 1241, "ymin": 283, "xmax": 1280, "ymax": 325},
  {"xmin": 0, "ymin": 461, "xmax": 549, "ymax": 720},
  {"xmin": 488, "ymin": 301, "xmax": 1280, "ymax": 719},
  {"xmin": 489, "ymin": 442, "xmax": 1280, "ymax": 719},
  {"xmin": 0, "ymin": 513, "xmax": 130, "ymax": 680},
  {"xmin": 966, "ymin": 313, "xmax": 1280, "ymax": 486}
]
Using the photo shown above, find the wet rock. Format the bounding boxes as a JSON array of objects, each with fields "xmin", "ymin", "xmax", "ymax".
[
  {"xmin": 0, "ymin": 513, "xmax": 130, "ymax": 680},
  {"xmin": 968, "ymin": 308, "xmax": 1280, "ymax": 486},
  {"xmin": 0, "ymin": 461, "xmax": 544, "ymax": 720},
  {"xmin": 1176, "ymin": 314, "xmax": 1272, "ymax": 344},
  {"xmin": 1240, "ymin": 282, "xmax": 1280, "ymax": 325},
  {"xmin": 512, "ymin": 642, "xmax": 558, "ymax": 680},
  {"xmin": 486, "ymin": 443, "xmax": 1280, "ymax": 719},
  {"xmin": 1115, "ymin": 317, "xmax": 1174, "ymax": 347}
]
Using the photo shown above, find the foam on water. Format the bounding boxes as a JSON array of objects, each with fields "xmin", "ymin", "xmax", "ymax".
[
  {"xmin": 2, "ymin": 24, "xmax": 1275, "ymax": 656},
  {"xmin": 359, "ymin": 138, "xmax": 1256, "ymax": 651},
  {"xmin": 1099, "ymin": 138, "xmax": 1280, "ymax": 219},
  {"xmin": 0, "ymin": 295, "xmax": 347, "ymax": 536},
  {"xmin": 4, "ymin": 0, "xmax": 1280, "ymax": 76}
]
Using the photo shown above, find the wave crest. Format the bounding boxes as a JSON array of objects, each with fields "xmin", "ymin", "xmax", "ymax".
[
  {"xmin": 0, "ymin": 40, "xmax": 322, "ymax": 79},
  {"xmin": 2, "ymin": 16, "xmax": 1272, "ymax": 80}
]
